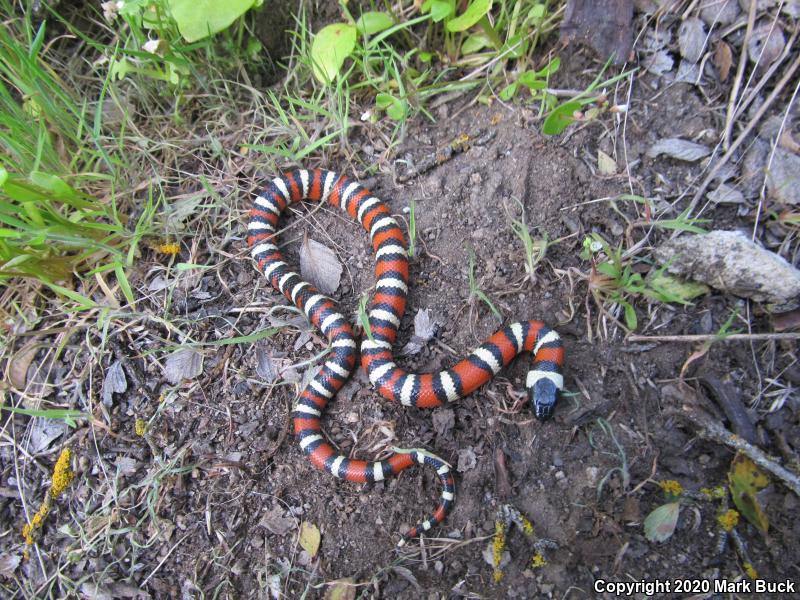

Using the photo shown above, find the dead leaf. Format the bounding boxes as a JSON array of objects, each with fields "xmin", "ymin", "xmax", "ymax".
[
  {"xmin": 494, "ymin": 447, "xmax": 512, "ymax": 500},
  {"xmin": 643, "ymin": 502, "xmax": 681, "ymax": 542},
  {"xmin": 715, "ymin": 40, "xmax": 733, "ymax": 81},
  {"xmin": 255, "ymin": 346, "xmax": 290, "ymax": 382},
  {"xmin": 432, "ymin": 408, "xmax": 455, "ymax": 437},
  {"xmin": 259, "ymin": 506, "xmax": 295, "ymax": 535},
  {"xmin": 79, "ymin": 582, "xmax": 114, "ymax": 600},
  {"xmin": 597, "ymin": 149, "xmax": 617, "ymax": 174},
  {"xmin": 102, "ymin": 360, "xmax": 127, "ymax": 407},
  {"xmin": 707, "ymin": 183, "xmax": 745, "ymax": 205},
  {"xmin": 773, "ymin": 308, "xmax": 800, "ymax": 332},
  {"xmin": 748, "ymin": 22, "xmax": 785, "ymax": 68},
  {"xmin": 400, "ymin": 309, "xmax": 438, "ymax": 355},
  {"xmin": 324, "ymin": 578, "xmax": 356, "ymax": 600},
  {"xmin": 0, "ymin": 553, "xmax": 21, "ymax": 578},
  {"xmin": 678, "ymin": 17, "xmax": 706, "ymax": 63},
  {"xmin": 164, "ymin": 348, "xmax": 204, "ymax": 384},
  {"xmin": 300, "ymin": 236, "xmax": 342, "ymax": 295},
  {"xmin": 457, "ymin": 447, "xmax": 477, "ymax": 472},
  {"xmin": 28, "ymin": 418, "xmax": 66, "ymax": 454},
  {"xmin": 115, "ymin": 456, "xmax": 138, "ymax": 477},
  {"xmin": 646, "ymin": 138, "xmax": 711, "ymax": 162},
  {"xmin": 390, "ymin": 566, "xmax": 421, "ymax": 591},
  {"xmin": 644, "ymin": 50, "xmax": 674, "ymax": 76},
  {"xmin": 299, "ymin": 521, "xmax": 321, "ymax": 556},
  {"xmin": 9, "ymin": 340, "xmax": 39, "ymax": 389},
  {"xmin": 728, "ymin": 452, "xmax": 769, "ymax": 533}
]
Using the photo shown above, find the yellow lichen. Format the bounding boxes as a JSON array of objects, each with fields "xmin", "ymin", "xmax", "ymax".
[
  {"xmin": 717, "ymin": 509, "xmax": 740, "ymax": 532},
  {"xmin": 493, "ymin": 568, "xmax": 504, "ymax": 583},
  {"xmin": 21, "ymin": 448, "xmax": 75, "ymax": 551},
  {"xmin": 743, "ymin": 562, "xmax": 758, "ymax": 580},
  {"xmin": 531, "ymin": 553, "xmax": 547, "ymax": 568},
  {"xmin": 135, "ymin": 418, "xmax": 147, "ymax": 437},
  {"xmin": 155, "ymin": 242, "xmax": 180, "ymax": 254},
  {"xmin": 521, "ymin": 516, "xmax": 534, "ymax": 537},
  {"xmin": 700, "ymin": 486, "xmax": 726, "ymax": 500},
  {"xmin": 658, "ymin": 479, "xmax": 683, "ymax": 498},
  {"xmin": 50, "ymin": 448, "xmax": 75, "ymax": 498},
  {"xmin": 491, "ymin": 520, "xmax": 506, "ymax": 582}
]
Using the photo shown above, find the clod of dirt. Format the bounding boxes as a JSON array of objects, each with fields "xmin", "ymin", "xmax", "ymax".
[
  {"xmin": 457, "ymin": 447, "xmax": 478, "ymax": 472},
  {"xmin": 767, "ymin": 148, "xmax": 800, "ymax": 205},
  {"xmin": 654, "ymin": 230, "xmax": 800, "ymax": 312}
]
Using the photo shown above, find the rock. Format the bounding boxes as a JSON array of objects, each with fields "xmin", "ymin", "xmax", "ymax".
[
  {"xmin": 655, "ymin": 230, "xmax": 800, "ymax": 312},
  {"xmin": 767, "ymin": 148, "xmax": 800, "ymax": 205}
]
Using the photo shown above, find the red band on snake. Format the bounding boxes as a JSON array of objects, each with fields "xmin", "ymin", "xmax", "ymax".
[{"xmin": 247, "ymin": 168, "xmax": 565, "ymax": 546}]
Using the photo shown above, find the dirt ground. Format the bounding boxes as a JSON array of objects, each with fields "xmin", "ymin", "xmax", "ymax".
[{"xmin": 4, "ymin": 3, "xmax": 800, "ymax": 599}]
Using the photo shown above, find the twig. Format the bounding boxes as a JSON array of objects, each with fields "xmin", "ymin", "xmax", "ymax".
[
  {"xmin": 683, "ymin": 49, "xmax": 800, "ymax": 220},
  {"xmin": 722, "ymin": 0, "xmax": 756, "ymax": 151},
  {"xmin": 627, "ymin": 332, "xmax": 800, "ymax": 343},
  {"xmin": 666, "ymin": 402, "xmax": 800, "ymax": 497}
]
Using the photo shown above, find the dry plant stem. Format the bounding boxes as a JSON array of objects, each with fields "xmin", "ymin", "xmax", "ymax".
[
  {"xmin": 722, "ymin": 0, "xmax": 756, "ymax": 151},
  {"xmin": 683, "ymin": 49, "xmax": 800, "ymax": 220},
  {"xmin": 627, "ymin": 332, "xmax": 800, "ymax": 343},
  {"xmin": 667, "ymin": 406, "xmax": 800, "ymax": 497}
]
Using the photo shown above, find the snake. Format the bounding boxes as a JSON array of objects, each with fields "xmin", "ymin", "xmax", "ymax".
[{"xmin": 246, "ymin": 168, "xmax": 565, "ymax": 546}]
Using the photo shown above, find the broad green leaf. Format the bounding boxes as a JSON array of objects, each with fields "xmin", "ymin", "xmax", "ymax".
[
  {"xmin": 542, "ymin": 101, "xmax": 581, "ymax": 135},
  {"xmin": 376, "ymin": 93, "xmax": 406, "ymax": 120},
  {"xmin": 423, "ymin": 0, "xmax": 455, "ymax": 22},
  {"xmin": 498, "ymin": 82, "xmax": 518, "ymax": 101},
  {"xmin": 535, "ymin": 57, "xmax": 560, "ymax": 77},
  {"xmin": 299, "ymin": 522, "xmax": 321, "ymax": 556},
  {"xmin": 446, "ymin": 0, "xmax": 492, "ymax": 32},
  {"xmin": 0, "ymin": 166, "xmax": 7, "ymax": 186},
  {"xmin": 356, "ymin": 12, "xmax": 394, "ymax": 36},
  {"xmin": 622, "ymin": 300, "xmax": 637, "ymax": 330},
  {"xmin": 311, "ymin": 23, "xmax": 357, "ymax": 84},
  {"xmin": 462, "ymin": 33, "xmax": 491, "ymax": 54},
  {"xmin": 168, "ymin": 0, "xmax": 256, "ymax": 42},
  {"xmin": 728, "ymin": 453, "xmax": 769, "ymax": 533},
  {"xmin": 646, "ymin": 271, "xmax": 709, "ymax": 303},
  {"xmin": 643, "ymin": 501, "xmax": 680, "ymax": 542}
]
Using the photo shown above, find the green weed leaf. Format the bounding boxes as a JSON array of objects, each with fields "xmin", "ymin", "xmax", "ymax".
[
  {"xmin": 168, "ymin": 0, "xmax": 256, "ymax": 42},
  {"xmin": 356, "ymin": 12, "xmax": 394, "ymax": 36},
  {"xmin": 446, "ymin": 0, "xmax": 492, "ymax": 32},
  {"xmin": 542, "ymin": 101, "xmax": 581, "ymax": 135},
  {"xmin": 644, "ymin": 501, "xmax": 681, "ymax": 542},
  {"xmin": 311, "ymin": 23, "xmax": 357, "ymax": 84}
]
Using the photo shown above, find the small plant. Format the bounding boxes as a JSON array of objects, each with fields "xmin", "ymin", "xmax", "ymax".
[
  {"xmin": 505, "ymin": 199, "xmax": 550, "ymax": 286},
  {"xmin": 407, "ymin": 199, "xmax": 417, "ymax": 258},
  {"xmin": 468, "ymin": 250, "xmax": 502, "ymax": 320}
]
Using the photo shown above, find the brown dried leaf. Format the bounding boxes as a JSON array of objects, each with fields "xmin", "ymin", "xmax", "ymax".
[
  {"xmin": 9, "ymin": 340, "xmax": 39, "ymax": 389},
  {"xmin": 715, "ymin": 40, "xmax": 733, "ymax": 81},
  {"xmin": 400, "ymin": 309, "xmax": 438, "ymax": 355},
  {"xmin": 164, "ymin": 348, "xmax": 204, "ymax": 384},
  {"xmin": 300, "ymin": 236, "xmax": 342, "ymax": 295},
  {"xmin": 259, "ymin": 506, "xmax": 295, "ymax": 535}
]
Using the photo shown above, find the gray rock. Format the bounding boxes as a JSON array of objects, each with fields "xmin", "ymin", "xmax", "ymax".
[
  {"xmin": 655, "ymin": 230, "xmax": 800, "ymax": 312},
  {"xmin": 767, "ymin": 148, "xmax": 800, "ymax": 205}
]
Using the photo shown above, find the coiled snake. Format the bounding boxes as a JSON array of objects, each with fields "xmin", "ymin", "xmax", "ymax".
[{"xmin": 247, "ymin": 168, "xmax": 565, "ymax": 546}]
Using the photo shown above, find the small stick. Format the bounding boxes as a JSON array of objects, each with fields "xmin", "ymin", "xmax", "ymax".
[
  {"xmin": 667, "ymin": 403, "xmax": 800, "ymax": 497},
  {"xmin": 627, "ymin": 332, "xmax": 800, "ymax": 343},
  {"xmin": 722, "ymin": 0, "xmax": 756, "ymax": 151}
]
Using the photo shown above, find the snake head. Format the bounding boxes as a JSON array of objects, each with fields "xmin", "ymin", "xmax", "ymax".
[{"xmin": 529, "ymin": 378, "xmax": 558, "ymax": 421}]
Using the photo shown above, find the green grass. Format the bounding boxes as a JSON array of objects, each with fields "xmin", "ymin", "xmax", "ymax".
[{"xmin": 468, "ymin": 250, "xmax": 502, "ymax": 320}]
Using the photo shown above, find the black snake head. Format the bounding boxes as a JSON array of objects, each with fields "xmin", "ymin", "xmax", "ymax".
[{"xmin": 530, "ymin": 379, "xmax": 558, "ymax": 421}]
